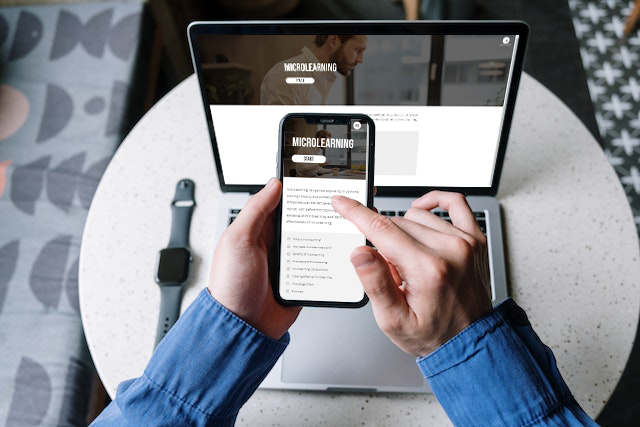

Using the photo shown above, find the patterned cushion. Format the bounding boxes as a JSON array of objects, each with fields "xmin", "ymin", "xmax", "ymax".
[
  {"xmin": 0, "ymin": 1, "xmax": 143, "ymax": 424},
  {"xmin": 570, "ymin": 0, "xmax": 640, "ymax": 231}
]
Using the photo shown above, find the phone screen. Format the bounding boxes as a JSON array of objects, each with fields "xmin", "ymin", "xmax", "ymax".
[{"xmin": 276, "ymin": 115, "xmax": 374, "ymax": 306}]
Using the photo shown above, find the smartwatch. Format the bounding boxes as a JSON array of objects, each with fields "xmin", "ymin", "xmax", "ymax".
[{"xmin": 154, "ymin": 179, "xmax": 195, "ymax": 347}]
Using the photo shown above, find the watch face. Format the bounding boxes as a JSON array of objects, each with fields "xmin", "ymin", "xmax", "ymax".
[{"xmin": 156, "ymin": 248, "xmax": 191, "ymax": 285}]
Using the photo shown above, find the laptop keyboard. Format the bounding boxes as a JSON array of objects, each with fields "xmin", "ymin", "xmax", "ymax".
[
  {"xmin": 228, "ymin": 208, "xmax": 241, "ymax": 224},
  {"xmin": 380, "ymin": 210, "xmax": 487, "ymax": 235},
  {"xmin": 229, "ymin": 208, "xmax": 487, "ymax": 235}
]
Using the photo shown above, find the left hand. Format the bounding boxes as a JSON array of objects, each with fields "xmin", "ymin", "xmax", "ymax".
[{"xmin": 208, "ymin": 178, "xmax": 301, "ymax": 340}]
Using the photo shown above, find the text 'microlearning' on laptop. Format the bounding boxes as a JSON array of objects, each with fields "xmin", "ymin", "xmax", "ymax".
[{"xmin": 188, "ymin": 21, "xmax": 529, "ymax": 393}]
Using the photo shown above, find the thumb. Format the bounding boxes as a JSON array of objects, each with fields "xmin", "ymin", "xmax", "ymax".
[
  {"xmin": 230, "ymin": 178, "xmax": 281, "ymax": 242},
  {"xmin": 350, "ymin": 246, "xmax": 408, "ymax": 323}
]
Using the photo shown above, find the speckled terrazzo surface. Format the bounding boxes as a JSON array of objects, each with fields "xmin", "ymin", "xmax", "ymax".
[
  {"xmin": 498, "ymin": 75, "xmax": 640, "ymax": 415},
  {"xmin": 79, "ymin": 73, "xmax": 640, "ymax": 425}
]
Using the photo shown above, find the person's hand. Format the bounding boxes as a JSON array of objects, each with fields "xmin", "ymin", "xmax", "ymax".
[
  {"xmin": 331, "ymin": 191, "xmax": 491, "ymax": 357},
  {"xmin": 209, "ymin": 178, "xmax": 300, "ymax": 340}
]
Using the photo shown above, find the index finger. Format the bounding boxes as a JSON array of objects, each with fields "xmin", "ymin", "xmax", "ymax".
[
  {"xmin": 331, "ymin": 195, "xmax": 424, "ymax": 262},
  {"xmin": 411, "ymin": 191, "xmax": 482, "ymax": 238}
]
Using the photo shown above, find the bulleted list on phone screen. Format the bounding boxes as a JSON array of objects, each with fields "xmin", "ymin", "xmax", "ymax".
[
  {"xmin": 280, "ymin": 178, "xmax": 366, "ymax": 302},
  {"xmin": 280, "ymin": 231, "xmax": 364, "ymax": 302}
]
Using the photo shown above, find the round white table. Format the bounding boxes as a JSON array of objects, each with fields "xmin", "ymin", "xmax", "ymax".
[{"xmin": 79, "ymin": 73, "xmax": 640, "ymax": 425}]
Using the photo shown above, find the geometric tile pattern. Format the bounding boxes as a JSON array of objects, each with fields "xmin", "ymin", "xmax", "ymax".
[{"xmin": 569, "ymin": 0, "xmax": 640, "ymax": 232}]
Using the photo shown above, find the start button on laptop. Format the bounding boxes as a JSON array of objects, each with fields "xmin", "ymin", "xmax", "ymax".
[
  {"xmin": 292, "ymin": 154, "xmax": 326, "ymax": 163},
  {"xmin": 286, "ymin": 77, "xmax": 314, "ymax": 84}
]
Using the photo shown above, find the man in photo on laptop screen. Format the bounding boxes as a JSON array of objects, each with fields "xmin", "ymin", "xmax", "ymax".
[
  {"xmin": 260, "ymin": 35, "xmax": 368, "ymax": 105},
  {"xmin": 198, "ymin": 33, "xmax": 516, "ymax": 187}
]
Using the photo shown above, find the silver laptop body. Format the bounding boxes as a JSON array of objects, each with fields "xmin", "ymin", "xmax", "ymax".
[{"xmin": 189, "ymin": 20, "xmax": 528, "ymax": 393}]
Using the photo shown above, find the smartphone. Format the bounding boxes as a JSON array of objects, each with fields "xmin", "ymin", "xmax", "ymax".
[{"xmin": 273, "ymin": 113, "xmax": 375, "ymax": 307}]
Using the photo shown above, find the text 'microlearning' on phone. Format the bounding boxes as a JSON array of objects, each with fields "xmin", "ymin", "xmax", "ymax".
[{"xmin": 275, "ymin": 114, "xmax": 374, "ymax": 308}]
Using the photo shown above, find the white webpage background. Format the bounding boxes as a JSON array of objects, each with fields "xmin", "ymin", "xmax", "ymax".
[
  {"xmin": 210, "ymin": 105, "xmax": 503, "ymax": 187},
  {"xmin": 281, "ymin": 177, "xmax": 366, "ymax": 234},
  {"xmin": 280, "ymin": 177, "xmax": 367, "ymax": 302}
]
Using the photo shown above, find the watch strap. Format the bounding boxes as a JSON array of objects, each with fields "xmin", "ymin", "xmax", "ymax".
[
  {"xmin": 154, "ymin": 179, "xmax": 195, "ymax": 348},
  {"xmin": 154, "ymin": 285, "xmax": 183, "ymax": 348},
  {"xmin": 168, "ymin": 179, "xmax": 195, "ymax": 248}
]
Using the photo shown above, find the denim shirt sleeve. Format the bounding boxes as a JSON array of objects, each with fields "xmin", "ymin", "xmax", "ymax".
[
  {"xmin": 91, "ymin": 288, "xmax": 289, "ymax": 427},
  {"xmin": 418, "ymin": 298, "xmax": 599, "ymax": 427}
]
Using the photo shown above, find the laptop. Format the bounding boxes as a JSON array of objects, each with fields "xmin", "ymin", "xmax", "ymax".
[{"xmin": 188, "ymin": 21, "xmax": 529, "ymax": 393}]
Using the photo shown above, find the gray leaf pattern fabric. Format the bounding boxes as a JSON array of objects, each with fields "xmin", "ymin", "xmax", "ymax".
[
  {"xmin": 36, "ymin": 84, "xmax": 73, "ymax": 143},
  {"xmin": 8, "ymin": 11, "xmax": 42, "ymax": 61},
  {"xmin": 0, "ymin": 240, "xmax": 19, "ymax": 313},
  {"xmin": 46, "ymin": 152, "xmax": 86, "ymax": 212},
  {"xmin": 84, "ymin": 96, "xmax": 106, "ymax": 115},
  {"xmin": 6, "ymin": 357, "xmax": 52, "ymax": 427},
  {"xmin": 0, "ymin": 1, "xmax": 143, "ymax": 425},
  {"xmin": 50, "ymin": 9, "xmax": 114, "ymax": 60},
  {"xmin": 29, "ymin": 235, "xmax": 72, "ymax": 309},
  {"xmin": 65, "ymin": 257, "xmax": 80, "ymax": 313},
  {"xmin": 105, "ymin": 80, "xmax": 129, "ymax": 136},
  {"xmin": 78, "ymin": 156, "xmax": 111, "ymax": 210},
  {"xmin": 109, "ymin": 12, "xmax": 140, "ymax": 61},
  {"xmin": 11, "ymin": 156, "xmax": 51, "ymax": 215}
]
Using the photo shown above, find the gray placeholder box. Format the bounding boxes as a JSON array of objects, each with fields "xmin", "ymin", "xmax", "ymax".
[{"xmin": 375, "ymin": 131, "xmax": 419, "ymax": 176}]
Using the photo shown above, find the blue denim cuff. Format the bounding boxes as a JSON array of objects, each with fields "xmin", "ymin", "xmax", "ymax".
[
  {"xmin": 144, "ymin": 288, "xmax": 288, "ymax": 422},
  {"xmin": 416, "ymin": 299, "xmax": 591, "ymax": 426}
]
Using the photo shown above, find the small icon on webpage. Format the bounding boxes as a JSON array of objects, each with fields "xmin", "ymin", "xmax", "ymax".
[
  {"xmin": 353, "ymin": 121, "xmax": 362, "ymax": 130},
  {"xmin": 502, "ymin": 37, "xmax": 510, "ymax": 45}
]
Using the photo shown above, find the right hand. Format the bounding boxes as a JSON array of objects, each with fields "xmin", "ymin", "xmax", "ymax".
[{"xmin": 331, "ymin": 191, "xmax": 492, "ymax": 357}]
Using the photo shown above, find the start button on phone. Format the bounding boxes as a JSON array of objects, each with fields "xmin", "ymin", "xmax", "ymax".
[{"xmin": 292, "ymin": 154, "xmax": 326, "ymax": 163}]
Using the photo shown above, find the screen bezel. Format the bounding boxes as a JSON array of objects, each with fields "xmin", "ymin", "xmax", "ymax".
[
  {"xmin": 188, "ymin": 20, "xmax": 529, "ymax": 197},
  {"xmin": 273, "ymin": 113, "xmax": 375, "ymax": 308}
]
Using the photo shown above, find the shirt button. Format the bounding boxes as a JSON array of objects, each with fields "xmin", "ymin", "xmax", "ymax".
[{"xmin": 508, "ymin": 303, "xmax": 530, "ymax": 327}]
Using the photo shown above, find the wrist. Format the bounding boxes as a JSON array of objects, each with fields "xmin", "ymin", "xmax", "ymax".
[
  {"xmin": 146, "ymin": 289, "xmax": 289, "ymax": 421},
  {"xmin": 415, "ymin": 296, "xmax": 493, "ymax": 357},
  {"xmin": 205, "ymin": 288, "xmax": 288, "ymax": 342},
  {"xmin": 207, "ymin": 285, "xmax": 291, "ymax": 341},
  {"xmin": 417, "ymin": 299, "xmax": 581, "ymax": 427}
]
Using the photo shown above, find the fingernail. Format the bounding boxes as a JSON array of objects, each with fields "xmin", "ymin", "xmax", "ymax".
[
  {"xmin": 351, "ymin": 251, "xmax": 376, "ymax": 269},
  {"xmin": 266, "ymin": 177, "xmax": 276, "ymax": 188}
]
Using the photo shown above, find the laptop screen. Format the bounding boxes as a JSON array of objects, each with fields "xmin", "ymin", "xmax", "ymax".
[{"xmin": 189, "ymin": 22, "xmax": 528, "ymax": 196}]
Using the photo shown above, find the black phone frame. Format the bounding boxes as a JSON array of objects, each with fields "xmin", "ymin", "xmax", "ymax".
[{"xmin": 272, "ymin": 113, "xmax": 375, "ymax": 308}]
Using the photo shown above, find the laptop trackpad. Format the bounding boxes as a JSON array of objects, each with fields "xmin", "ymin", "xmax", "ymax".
[{"xmin": 282, "ymin": 304, "xmax": 425, "ymax": 388}]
